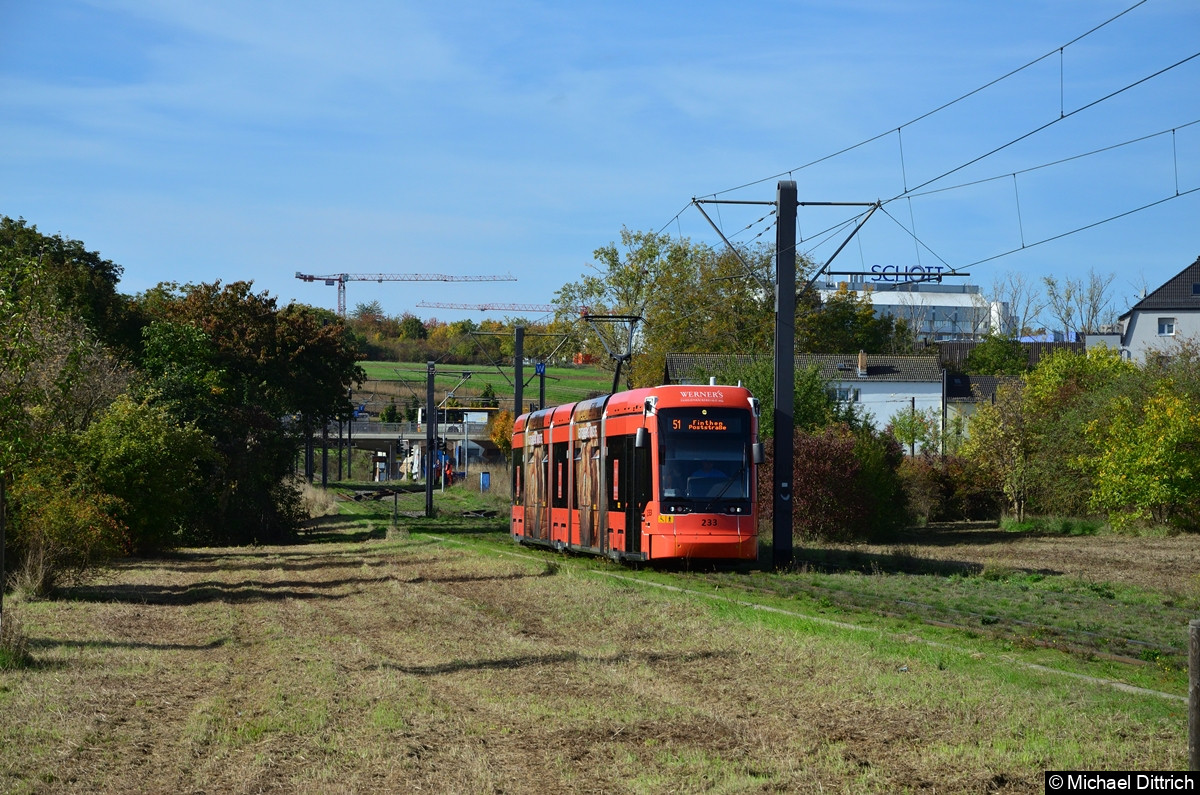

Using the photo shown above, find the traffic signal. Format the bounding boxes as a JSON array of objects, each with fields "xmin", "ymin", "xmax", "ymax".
[{"xmin": 437, "ymin": 437, "xmax": 446, "ymax": 452}]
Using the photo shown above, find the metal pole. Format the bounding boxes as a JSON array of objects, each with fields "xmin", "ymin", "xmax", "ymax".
[
  {"xmin": 305, "ymin": 418, "xmax": 314, "ymax": 484},
  {"xmin": 321, "ymin": 422, "xmax": 329, "ymax": 488},
  {"xmin": 910, "ymin": 396, "xmax": 916, "ymax": 457},
  {"xmin": 514, "ymin": 326, "xmax": 525, "ymax": 420},
  {"xmin": 773, "ymin": 180, "xmax": 797, "ymax": 569},
  {"xmin": 425, "ymin": 361, "xmax": 436, "ymax": 518},
  {"xmin": 1190, "ymin": 618, "xmax": 1199, "ymax": 771}
]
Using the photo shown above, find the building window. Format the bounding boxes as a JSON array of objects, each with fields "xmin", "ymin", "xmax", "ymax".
[
  {"xmin": 1193, "ymin": 283, "xmax": 1200, "ymax": 296},
  {"xmin": 1158, "ymin": 317, "xmax": 1176, "ymax": 336},
  {"xmin": 826, "ymin": 387, "xmax": 860, "ymax": 403}
]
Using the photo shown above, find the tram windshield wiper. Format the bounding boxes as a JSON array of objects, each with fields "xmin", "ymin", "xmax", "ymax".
[{"xmin": 698, "ymin": 464, "xmax": 746, "ymax": 514}]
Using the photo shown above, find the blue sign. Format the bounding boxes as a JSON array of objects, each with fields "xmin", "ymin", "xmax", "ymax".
[{"xmin": 535, "ymin": 362, "xmax": 546, "ymax": 376}]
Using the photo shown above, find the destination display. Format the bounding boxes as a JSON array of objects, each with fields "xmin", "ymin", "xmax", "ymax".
[
  {"xmin": 660, "ymin": 408, "xmax": 745, "ymax": 437},
  {"xmin": 676, "ymin": 418, "xmax": 728, "ymax": 432}
]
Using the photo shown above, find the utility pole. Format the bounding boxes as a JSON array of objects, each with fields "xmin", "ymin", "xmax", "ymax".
[
  {"xmin": 321, "ymin": 422, "xmax": 329, "ymax": 488},
  {"xmin": 693, "ymin": 186, "xmax": 889, "ymax": 571},
  {"xmin": 514, "ymin": 326, "xmax": 524, "ymax": 417},
  {"xmin": 425, "ymin": 361, "xmax": 436, "ymax": 518},
  {"xmin": 773, "ymin": 180, "xmax": 797, "ymax": 570}
]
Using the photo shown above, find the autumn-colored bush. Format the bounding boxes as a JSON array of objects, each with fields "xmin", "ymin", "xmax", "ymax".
[
  {"xmin": 898, "ymin": 453, "xmax": 1003, "ymax": 524},
  {"xmin": 758, "ymin": 424, "xmax": 907, "ymax": 543},
  {"xmin": 7, "ymin": 457, "xmax": 129, "ymax": 596}
]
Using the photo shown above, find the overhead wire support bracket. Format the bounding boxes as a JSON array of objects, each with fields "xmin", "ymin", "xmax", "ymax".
[
  {"xmin": 800, "ymin": 201, "xmax": 882, "ymax": 294},
  {"xmin": 581, "ymin": 313, "xmax": 642, "ymax": 394}
]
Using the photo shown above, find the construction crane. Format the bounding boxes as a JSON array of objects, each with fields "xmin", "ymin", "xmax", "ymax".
[
  {"xmin": 417, "ymin": 301, "xmax": 589, "ymax": 315},
  {"xmin": 294, "ymin": 272, "xmax": 517, "ymax": 317}
]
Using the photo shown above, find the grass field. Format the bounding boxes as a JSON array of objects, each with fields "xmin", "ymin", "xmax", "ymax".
[
  {"xmin": 356, "ymin": 361, "xmax": 615, "ymax": 410},
  {"xmin": 1, "ymin": 485, "xmax": 1196, "ymax": 793}
]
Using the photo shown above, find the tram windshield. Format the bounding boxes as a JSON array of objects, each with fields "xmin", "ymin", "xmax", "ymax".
[{"xmin": 657, "ymin": 407, "xmax": 752, "ymax": 502}]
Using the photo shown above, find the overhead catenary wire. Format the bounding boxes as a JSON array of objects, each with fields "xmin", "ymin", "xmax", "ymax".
[
  {"xmin": 888, "ymin": 49, "xmax": 1200, "ymax": 202},
  {"xmin": 961, "ymin": 185, "xmax": 1200, "ymax": 269},
  {"xmin": 696, "ymin": 0, "xmax": 1158, "ymax": 201},
  {"xmin": 898, "ymin": 119, "xmax": 1200, "ymax": 200},
  {"xmin": 668, "ymin": 0, "xmax": 1195, "ymax": 282},
  {"xmin": 798, "ymin": 116, "xmax": 1199, "ymax": 276}
]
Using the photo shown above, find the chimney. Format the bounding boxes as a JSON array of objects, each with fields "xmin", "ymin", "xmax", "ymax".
[{"xmin": 856, "ymin": 350, "xmax": 868, "ymax": 377}]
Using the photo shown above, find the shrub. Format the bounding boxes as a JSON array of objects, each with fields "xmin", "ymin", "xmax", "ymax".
[
  {"xmin": 899, "ymin": 454, "xmax": 1003, "ymax": 523},
  {"xmin": 7, "ymin": 457, "xmax": 128, "ymax": 596},
  {"xmin": 760, "ymin": 424, "xmax": 908, "ymax": 543},
  {"xmin": 0, "ymin": 612, "xmax": 33, "ymax": 670}
]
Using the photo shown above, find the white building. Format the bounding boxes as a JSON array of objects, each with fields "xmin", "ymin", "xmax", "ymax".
[
  {"xmin": 1112, "ymin": 256, "xmax": 1200, "ymax": 363},
  {"xmin": 816, "ymin": 273, "xmax": 1012, "ymax": 342}
]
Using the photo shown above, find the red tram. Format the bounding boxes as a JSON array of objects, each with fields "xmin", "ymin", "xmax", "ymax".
[{"xmin": 511, "ymin": 383, "xmax": 763, "ymax": 562}]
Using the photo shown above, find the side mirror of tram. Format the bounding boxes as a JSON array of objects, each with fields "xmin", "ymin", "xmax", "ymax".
[
  {"xmin": 635, "ymin": 427, "xmax": 650, "ymax": 449},
  {"xmin": 751, "ymin": 442, "xmax": 764, "ymax": 465}
]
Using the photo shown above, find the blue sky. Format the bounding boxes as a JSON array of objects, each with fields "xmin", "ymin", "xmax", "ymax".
[{"xmin": 2, "ymin": 0, "xmax": 1197, "ymax": 324}]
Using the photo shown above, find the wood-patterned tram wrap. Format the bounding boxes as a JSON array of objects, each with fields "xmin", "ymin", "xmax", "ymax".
[{"xmin": 511, "ymin": 384, "xmax": 763, "ymax": 562}]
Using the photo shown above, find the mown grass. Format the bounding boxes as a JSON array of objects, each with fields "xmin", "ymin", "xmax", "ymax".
[
  {"xmin": 1, "ymin": 486, "xmax": 1194, "ymax": 792},
  {"xmin": 371, "ymin": 485, "xmax": 1197, "ymax": 695}
]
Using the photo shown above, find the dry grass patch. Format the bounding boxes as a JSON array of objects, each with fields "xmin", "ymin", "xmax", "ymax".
[{"xmin": 0, "ymin": 531, "xmax": 1190, "ymax": 794}]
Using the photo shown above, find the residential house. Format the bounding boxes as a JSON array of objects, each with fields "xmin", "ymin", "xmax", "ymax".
[{"xmin": 1112, "ymin": 255, "xmax": 1200, "ymax": 363}]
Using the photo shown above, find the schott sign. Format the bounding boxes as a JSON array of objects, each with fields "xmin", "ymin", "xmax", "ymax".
[{"xmin": 869, "ymin": 264, "xmax": 947, "ymax": 282}]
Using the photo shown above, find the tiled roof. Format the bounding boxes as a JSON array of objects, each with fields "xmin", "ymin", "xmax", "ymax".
[
  {"xmin": 1119, "ymin": 255, "xmax": 1200, "ymax": 318},
  {"xmin": 664, "ymin": 353, "xmax": 944, "ymax": 384},
  {"xmin": 945, "ymin": 373, "xmax": 1009, "ymax": 403}
]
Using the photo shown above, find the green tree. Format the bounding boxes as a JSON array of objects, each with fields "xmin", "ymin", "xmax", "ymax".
[
  {"xmin": 398, "ymin": 314, "xmax": 428, "ymax": 340},
  {"xmin": 1084, "ymin": 373, "xmax": 1200, "ymax": 530},
  {"xmin": 135, "ymin": 282, "xmax": 363, "ymax": 544},
  {"xmin": 0, "ymin": 216, "xmax": 139, "ymax": 352},
  {"xmin": 80, "ymin": 395, "xmax": 215, "ymax": 553},
  {"xmin": 888, "ymin": 406, "xmax": 942, "ymax": 455},
  {"xmin": 1021, "ymin": 346, "xmax": 1138, "ymax": 516},
  {"xmin": 702, "ymin": 357, "xmax": 847, "ymax": 438},
  {"xmin": 473, "ymin": 382, "xmax": 500, "ymax": 408},
  {"xmin": 555, "ymin": 228, "xmax": 780, "ymax": 389},
  {"xmin": 961, "ymin": 379, "xmax": 1033, "ymax": 520},
  {"xmin": 796, "ymin": 285, "xmax": 911, "ymax": 355},
  {"xmin": 2, "ymin": 225, "xmax": 131, "ymax": 598},
  {"xmin": 962, "ymin": 333, "xmax": 1026, "ymax": 376},
  {"xmin": 6, "ymin": 457, "xmax": 127, "ymax": 595}
]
